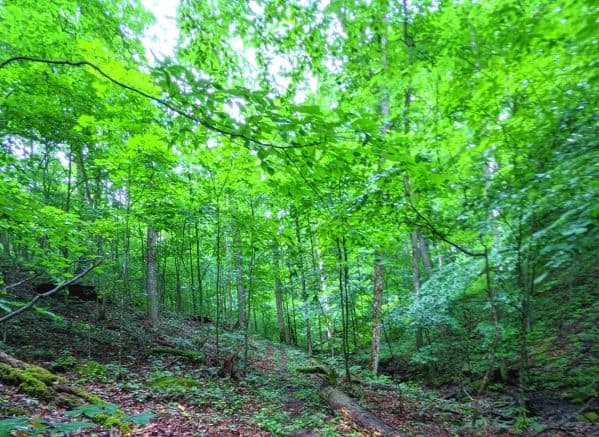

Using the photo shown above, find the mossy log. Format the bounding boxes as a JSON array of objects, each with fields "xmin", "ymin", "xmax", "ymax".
[
  {"xmin": 320, "ymin": 386, "xmax": 402, "ymax": 436},
  {"xmin": 0, "ymin": 349, "xmax": 134, "ymax": 432},
  {"xmin": 297, "ymin": 365, "xmax": 338, "ymax": 385},
  {"xmin": 0, "ymin": 349, "xmax": 99, "ymax": 407},
  {"xmin": 149, "ymin": 347, "xmax": 204, "ymax": 362}
]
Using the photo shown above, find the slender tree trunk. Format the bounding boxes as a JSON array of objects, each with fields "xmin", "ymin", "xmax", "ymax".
[
  {"xmin": 284, "ymin": 294, "xmax": 293, "ymax": 344},
  {"xmin": 294, "ymin": 212, "xmax": 312, "ymax": 354},
  {"xmin": 235, "ymin": 230, "xmax": 247, "ymax": 328},
  {"xmin": 159, "ymin": 244, "xmax": 167, "ymax": 307},
  {"xmin": 411, "ymin": 232, "xmax": 423, "ymax": 349},
  {"xmin": 189, "ymin": 240, "xmax": 196, "ymax": 313},
  {"xmin": 336, "ymin": 237, "xmax": 351, "ymax": 384},
  {"xmin": 516, "ymin": 215, "xmax": 535, "ymax": 396},
  {"xmin": 419, "ymin": 234, "xmax": 433, "ymax": 275},
  {"xmin": 175, "ymin": 249, "xmax": 182, "ymax": 313},
  {"xmin": 396, "ymin": 0, "xmax": 424, "ymax": 352},
  {"xmin": 225, "ymin": 234, "xmax": 233, "ymax": 323},
  {"xmin": 370, "ymin": 252, "xmax": 384, "ymax": 375},
  {"xmin": 146, "ymin": 225, "xmax": 159, "ymax": 328},
  {"xmin": 122, "ymin": 171, "xmax": 132, "ymax": 300},
  {"xmin": 243, "ymin": 201, "xmax": 256, "ymax": 370},
  {"xmin": 370, "ymin": 6, "xmax": 389, "ymax": 372},
  {"xmin": 288, "ymin": 276, "xmax": 298, "ymax": 345},
  {"xmin": 342, "ymin": 236, "xmax": 351, "ymax": 351},
  {"xmin": 308, "ymin": 219, "xmax": 334, "ymax": 357},
  {"xmin": 273, "ymin": 240, "xmax": 287, "ymax": 343},
  {"xmin": 0, "ymin": 233, "xmax": 10, "ymax": 260},
  {"xmin": 478, "ymin": 249, "xmax": 501, "ymax": 395},
  {"xmin": 215, "ymin": 205, "xmax": 222, "ymax": 355},
  {"xmin": 350, "ymin": 298, "xmax": 359, "ymax": 349},
  {"xmin": 194, "ymin": 222, "xmax": 204, "ymax": 318}
]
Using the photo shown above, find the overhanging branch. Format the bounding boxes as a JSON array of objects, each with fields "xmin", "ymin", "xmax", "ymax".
[
  {"xmin": 0, "ymin": 56, "xmax": 317, "ymax": 150},
  {"xmin": 407, "ymin": 202, "xmax": 485, "ymax": 258},
  {"xmin": 0, "ymin": 258, "xmax": 103, "ymax": 324}
]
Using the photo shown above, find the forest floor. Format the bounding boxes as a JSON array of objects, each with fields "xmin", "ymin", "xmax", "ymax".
[{"xmin": 1, "ymin": 297, "xmax": 597, "ymax": 436}]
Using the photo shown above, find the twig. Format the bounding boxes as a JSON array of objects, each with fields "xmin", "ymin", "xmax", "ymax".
[{"xmin": 0, "ymin": 274, "xmax": 40, "ymax": 292}]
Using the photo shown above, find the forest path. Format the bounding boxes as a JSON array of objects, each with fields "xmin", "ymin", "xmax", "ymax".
[{"xmin": 248, "ymin": 339, "xmax": 454, "ymax": 436}]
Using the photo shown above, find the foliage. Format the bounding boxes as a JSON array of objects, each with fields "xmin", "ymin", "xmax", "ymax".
[
  {"xmin": 65, "ymin": 402, "xmax": 154, "ymax": 432},
  {"xmin": 76, "ymin": 360, "xmax": 109, "ymax": 383},
  {"xmin": 0, "ymin": 0, "xmax": 596, "ymax": 423}
]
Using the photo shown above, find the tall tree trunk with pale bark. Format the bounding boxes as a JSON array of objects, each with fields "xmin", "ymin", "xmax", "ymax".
[
  {"xmin": 411, "ymin": 231, "xmax": 423, "ymax": 349},
  {"xmin": 273, "ymin": 240, "xmax": 287, "ymax": 343},
  {"xmin": 370, "ymin": 4, "xmax": 390, "ymax": 374},
  {"xmin": 370, "ymin": 251, "xmax": 384, "ymax": 375},
  {"xmin": 235, "ymin": 229, "xmax": 247, "ymax": 328},
  {"xmin": 294, "ymin": 211, "xmax": 312, "ymax": 354},
  {"xmin": 146, "ymin": 225, "xmax": 159, "ymax": 329}
]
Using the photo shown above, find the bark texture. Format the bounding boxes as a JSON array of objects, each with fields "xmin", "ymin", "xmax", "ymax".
[
  {"xmin": 370, "ymin": 252, "xmax": 384, "ymax": 375},
  {"xmin": 320, "ymin": 386, "xmax": 403, "ymax": 436},
  {"xmin": 235, "ymin": 232, "xmax": 247, "ymax": 328},
  {"xmin": 273, "ymin": 241, "xmax": 287, "ymax": 342},
  {"xmin": 146, "ymin": 225, "xmax": 159, "ymax": 328}
]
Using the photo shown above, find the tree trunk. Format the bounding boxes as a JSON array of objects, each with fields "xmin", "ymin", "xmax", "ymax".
[
  {"xmin": 146, "ymin": 225, "xmax": 159, "ymax": 329},
  {"xmin": 189, "ymin": 239, "xmax": 196, "ymax": 313},
  {"xmin": 371, "ymin": 6, "xmax": 389, "ymax": 372},
  {"xmin": 194, "ymin": 221, "xmax": 204, "ymax": 318},
  {"xmin": 320, "ymin": 386, "xmax": 402, "ymax": 436},
  {"xmin": 370, "ymin": 251, "xmax": 384, "ymax": 375},
  {"xmin": 308, "ymin": 217, "xmax": 334, "ymax": 356},
  {"xmin": 243, "ymin": 202, "xmax": 257, "ymax": 370},
  {"xmin": 273, "ymin": 240, "xmax": 287, "ymax": 342},
  {"xmin": 235, "ymin": 230, "xmax": 247, "ymax": 329},
  {"xmin": 336, "ymin": 237, "xmax": 351, "ymax": 384},
  {"xmin": 419, "ymin": 234, "xmax": 433, "ymax": 275},
  {"xmin": 215, "ymin": 204, "xmax": 222, "ymax": 354},
  {"xmin": 410, "ymin": 232, "xmax": 423, "ymax": 349},
  {"xmin": 294, "ymin": 211, "xmax": 312, "ymax": 354},
  {"xmin": 175, "ymin": 250, "xmax": 182, "ymax": 313}
]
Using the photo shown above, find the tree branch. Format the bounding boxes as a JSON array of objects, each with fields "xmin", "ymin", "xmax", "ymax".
[
  {"xmin": 0, "ymin": 56, "xmax": 317, "ymax": 150},
  {"xmin": 0, "ymin": 274, "xmax": 40, "ymax": 292},
  {"xmin": 407, "ymin": 202, "xmax": 485, "ymax": 258},
  {"xmin": 0, "ymin": 259, "xmax": 103, "ymax": 324}
]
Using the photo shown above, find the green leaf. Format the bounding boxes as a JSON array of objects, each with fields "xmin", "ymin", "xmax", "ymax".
[
  {"xmin": 294, "ymin": 105, "xmax": 321, "ymax": 115},
  {"xmin": 533, "ymin": 272, "xmax": 548, "ymax": 285},
  {"xmin": 127, "ymin": 412, "xmax": 155, "ymax": 425},
  {"xmin": 0, "ymin": 299, "xmax": 13, "ymax": 313},
  {"xmin": 33, "ymin": 306, "xmax": 63, "ymax": 321},
  {"xmin": 51, "ymin": 420, "xmax": 96, "ymax": 433},
  {"xmin": 0, "ymin": 417, "xmax": 29, "ymax": 434},
  {"xmin": 65, "ymin": 402, "xmax": 118, "ymax": 418}
]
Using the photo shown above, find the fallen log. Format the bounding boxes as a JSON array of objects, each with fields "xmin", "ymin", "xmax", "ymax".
[
  {"xmin": 0, "ymin": 349, "xmax": 137, "ymax": 432},
  {"xmin": 320, "ymin": 385, "xmax": 403, "ymax": 436},
  {"xmin": 297, "ymin": 365, "xmax": 337, "ymax": 385},
  {"xmin": 298, "ymin": 364, "xmax": 401, "ymax": 436}
]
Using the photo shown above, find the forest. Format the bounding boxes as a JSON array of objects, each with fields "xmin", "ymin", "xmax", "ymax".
[{"xmin": 0, "ymin": 0, "xmax": 597, "ymax": 435}]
